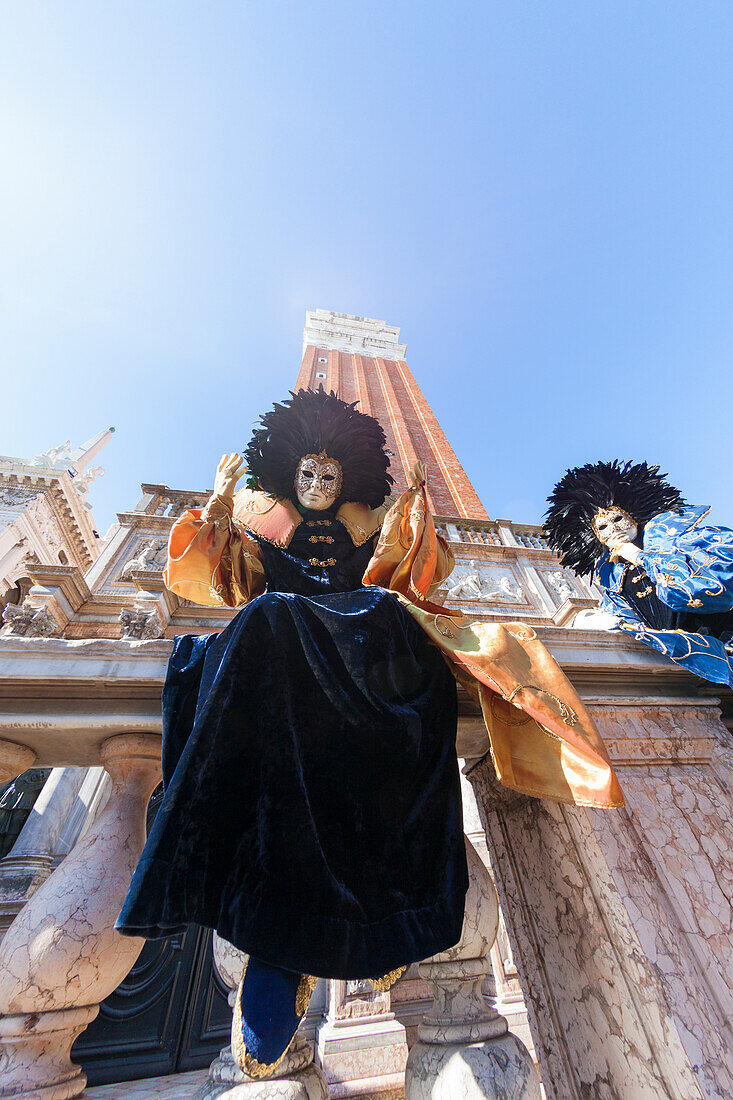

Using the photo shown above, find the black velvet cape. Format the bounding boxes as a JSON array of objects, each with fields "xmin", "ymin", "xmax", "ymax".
[{"xmin": 116, "ymin": 512, "xmax": 468, "ymax": 979}]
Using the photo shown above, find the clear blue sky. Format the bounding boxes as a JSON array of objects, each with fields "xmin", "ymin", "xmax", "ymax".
[{"xmin": 2, "ymin": 2, "xmax": 732, "ymax": 534}]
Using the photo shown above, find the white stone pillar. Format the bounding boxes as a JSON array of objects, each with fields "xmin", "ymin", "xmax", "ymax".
[
  {"xmin": 0, "ymin": 732, "xmax": 161, "ymax": 1099},
  {"xmin": 405, "ymin": 839, "xmax": 540, "ymax": 1100},
  {"xmin": 315, "ymin": 975, "xmax": 408, "ymax": 1097},
  {"xmin": 196, "ymin": 934, "xmax": 329, "ymax": 1100},
  {"xmin": 0, "ymin": 767, "xmax": 86, "ymax": 938}
]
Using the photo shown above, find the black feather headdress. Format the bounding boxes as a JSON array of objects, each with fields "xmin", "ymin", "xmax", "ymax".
[
  {"xmin": 244, "ymin": 386, "xmax": 393, "ymax": 508},
  {"xmin": 544, "ymin": 460, "xmax": 686, "ymax": 575}
]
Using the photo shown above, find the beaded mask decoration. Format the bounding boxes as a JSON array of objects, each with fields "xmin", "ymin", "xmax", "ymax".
[
  {"xmin": 294, "ymin": 451, "xmax": 343, "ymax": 508},
  {"xmin": 591, "ymin": 506, "xmax": 638, "ymax": 547}
]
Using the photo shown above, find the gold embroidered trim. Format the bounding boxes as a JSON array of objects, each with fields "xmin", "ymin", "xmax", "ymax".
[
  {"xmin": 232, "ymin": 961, "xmax": 318, "ymax": 1080},
  {"xmin": 434, "ymin": 614, "xmax": 458, "ymax": 639},
  {"xmin": 337, "ymin": 517, "xmax": 371, "ymax": 546},
  {"xmin": 309, "ymin": 557, "xmax": 337, "ymax": 567},
  {"xmin": 295, "ymin": 974, "xmax": 319, "ymax": 1016},
  {"xmin": 505, "ymin": 685, "xmax": 578, "ymax": 727},
  {"xmin": 309, "ymin": 535, "xmax": 335, "ymax": 544},
  {"xmin": 306, "ymin": 519, "xmax": 333, "ymax": 527},
  {"xmin": 208, "ymin": 584, "xmax": 226, "ymax": 604},
  {"xmin": 490, "ymin": 693, "xmax": 532, "ymax": 727},
  {"xmin": 369, "ymin": 966, "xmax": 406, "ymax": 991},
  {"xmin": 687, "ymin": 598, "xmax": 703, "ymax": 608}
]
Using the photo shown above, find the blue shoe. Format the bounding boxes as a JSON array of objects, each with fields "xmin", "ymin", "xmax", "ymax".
[{"xmin": 233, "ymin": 956, "xmax": 318, "ymax": 1079}]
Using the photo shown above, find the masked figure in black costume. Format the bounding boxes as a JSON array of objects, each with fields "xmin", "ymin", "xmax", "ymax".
[{"xmin": 117, "ymin": 389, "xmax": 622, "ymax": 1077}]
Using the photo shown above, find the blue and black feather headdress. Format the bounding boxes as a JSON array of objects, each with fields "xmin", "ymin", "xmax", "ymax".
[{"xmin": 544, "ymin": 460, "xmax": 686, "ymax": 575}]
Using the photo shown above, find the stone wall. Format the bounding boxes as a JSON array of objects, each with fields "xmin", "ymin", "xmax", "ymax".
[{"xmin": 468, "ymin": 697, "xmax": 733, "ymax": 1100}]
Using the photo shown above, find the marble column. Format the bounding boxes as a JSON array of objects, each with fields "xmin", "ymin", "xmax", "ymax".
[
  {"xmin": 196, "ymin": 934, "xmax": 329, "ymax": 1100},
  {"xmin": 0, "ymin": 732, "xmax": 161, "ymax": 1099},
  {"xmin": 405, "ymin": 838, "xmax": 540, "ymax": 1100},
  {"xmin": 467, "ymin": 746, "xmax": 708, "ymax": 1100},
  {"xmin": 0, "ymin": 767, "xmax": 86, "ymax": 938},
  {"xmin": 0, "ymin": 739, "xmax": 36, "ymax": 786}
]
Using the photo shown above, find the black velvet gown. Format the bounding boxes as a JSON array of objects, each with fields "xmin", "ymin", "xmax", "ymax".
[{"xmin": 116, "ymin": 510, "xmax": 468, "ymax": 980}]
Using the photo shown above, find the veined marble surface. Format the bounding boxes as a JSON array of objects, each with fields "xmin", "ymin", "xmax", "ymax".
[{"xmin": 84, "ymin": 1068, "xmax": 208, "ymax": 1098}]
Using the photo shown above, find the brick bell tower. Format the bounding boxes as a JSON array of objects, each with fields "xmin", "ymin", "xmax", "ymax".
[{"xmin": 295, "ymin": 310, "xmax": 488, "ymax": 520}]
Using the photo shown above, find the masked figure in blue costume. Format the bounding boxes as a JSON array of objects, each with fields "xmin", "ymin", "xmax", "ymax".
[
  {"xmin": 545, "ymin": 460, "xmax": 733, "ymax": 688},
  {"xmin": 117, "ymin": 389, "xmax": 623, "ymax": 1079}
]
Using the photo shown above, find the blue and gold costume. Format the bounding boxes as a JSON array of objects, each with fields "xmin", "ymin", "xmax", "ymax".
[{"xmin": 598, "ymin": 506, "xmax": 733, "ymax": 686}]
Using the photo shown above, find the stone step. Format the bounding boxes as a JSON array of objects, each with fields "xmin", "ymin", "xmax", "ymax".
[{"xmin": 83, "ymin": 1068, "xmax": 208, "ymax": 1099}]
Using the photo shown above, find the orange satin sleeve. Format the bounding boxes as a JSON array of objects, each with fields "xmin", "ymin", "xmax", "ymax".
[
  {"xmin": 163, "ymin": 494, "xmax": 266, "ymax": 609},
  {"xmin": 363, "ymin": 484, "xmax": 454, "ymax": 600}
]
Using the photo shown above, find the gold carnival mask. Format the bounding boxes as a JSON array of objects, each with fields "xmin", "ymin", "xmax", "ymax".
[
  {"xmin": 591, "ymin": 506, "xmax": 638, "ymax": 547},
  {"xmin": 294, "ymin": 452, "xmax": 343, "ymax": 510}
]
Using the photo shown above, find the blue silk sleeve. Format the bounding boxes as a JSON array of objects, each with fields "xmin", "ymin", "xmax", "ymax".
[{"xmin": 637, "ymin": 516, "xmax": 733, "ymax": 614}]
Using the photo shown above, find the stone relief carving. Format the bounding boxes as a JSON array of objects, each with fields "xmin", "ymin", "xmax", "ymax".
[
  {"xmin": 120, "ymin": 539, "xmax": 167, "ymax": 580},
  {"xmin": 118, "ymin": 607, "xmax": 165, "ymax": 641},
  {"xmin": 545, "ymin": 571, "xmax": 576, "ymax": 601},
  {"xmin": 0, "ymin": 487, "xmax": 43, "ymax": 508},
  {"xmin": 445, "ymin": 560, "xmax": 524, "ymax": 603},
  {"xmin": 28, "ymin": 499, "xmax": 65, "ymax": 557},
  {"xmin": 1, "ymin": 604, "xmax": 58, "ymax": 638}
]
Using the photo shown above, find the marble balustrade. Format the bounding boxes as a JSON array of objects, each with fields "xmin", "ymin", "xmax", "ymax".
[{"xmin": 0, "ymin": 624, "xmax": 731, "ymax": 1099}]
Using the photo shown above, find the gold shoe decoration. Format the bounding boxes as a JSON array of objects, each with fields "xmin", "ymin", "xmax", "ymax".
[{"xmin": 231, "ymin": 960, "xmax": 320, "ymax": 1080}]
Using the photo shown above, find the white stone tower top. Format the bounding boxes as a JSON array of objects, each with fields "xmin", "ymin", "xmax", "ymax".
[{"xmin": 302, "ymin": 310, "xmax": 407, "ymax": 361}]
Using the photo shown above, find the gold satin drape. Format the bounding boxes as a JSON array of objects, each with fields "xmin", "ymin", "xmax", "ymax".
[{"xmin": 364, "ymin": 485, "xmax": 624, "ymax": 809}]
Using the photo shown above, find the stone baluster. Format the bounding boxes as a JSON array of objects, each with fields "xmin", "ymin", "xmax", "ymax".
[
  {"xmin": 0, "ymin": 739, "xmax": 36, "ymax": 786},
  {"xmin": 0, "ymin": 766, "xmax": 87, "ymax": 939},
  {"xmin": 0, "ymin": 732, "xmax": 161, "ymax": 1099},
  {"xmin": 196, "ymin": 933, "xmax": 328, "ymax": 1099},
  {"xmin": 405, "ymin": 838, "xmax": 541, "ymax": 1099}
]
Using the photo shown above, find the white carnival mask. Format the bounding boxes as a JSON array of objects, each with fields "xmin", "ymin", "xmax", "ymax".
[
  {"xmin": 591, "ymin": 506, "xmax": 638, "ymax": 548},
  {"xmin": 294, "ymin": 451, "xmax": 343, "ymax": 510}
]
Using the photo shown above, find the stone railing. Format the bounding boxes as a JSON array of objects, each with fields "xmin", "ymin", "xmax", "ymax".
[
  {"xmin": 0, "ymin": 636, "xmax": 540, "ymax": 1100},
  {"xmin": 433, "ymin": 515, "xmax": 600, "ymax": 626},
  {"xmin": 434, "ymin": 515, "xmax": 552, "ymax": 551},
  {"xmin": 140, "ymin": 483, "xmax": 212, "ymax": 519}
]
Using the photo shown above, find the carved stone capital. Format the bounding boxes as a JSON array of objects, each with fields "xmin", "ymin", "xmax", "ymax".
[
  {"xmin": 118, "ymin": 605, "xmax": 166, "ymax": 641},
  {"xmin": 1, "ymin": 602, "xmax": 59, "ymax": 638}
]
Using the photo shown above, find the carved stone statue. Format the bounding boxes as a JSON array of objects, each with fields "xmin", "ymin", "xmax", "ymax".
[
  {"xmin": 120, "ymin": 539, "xmax": 167, "ymax": 580},
  {"xmin": 546, "ymin": 570, "xmax": 575, "ymax": 601},
  {"xmin": 446, "ymin": 561, "xmax": 524, "ymax": 603}
]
